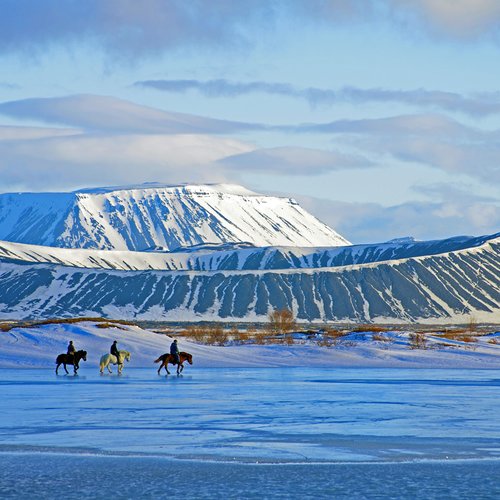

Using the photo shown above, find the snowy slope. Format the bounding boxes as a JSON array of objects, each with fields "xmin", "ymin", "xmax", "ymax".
[
  {"xmin": 0, "ymin": 236, "xmax": 498, "ymax": 322},
  {"xmin": 1, "ymin": 321, "xmax": 499, "ymax": 369},
  {"xmin": 0, "ymin": 233, "xmax": 494, "ymax": 271},
  {"xmin": 0, "ymin": 183, "xmax": 349, "ymax": 250}
]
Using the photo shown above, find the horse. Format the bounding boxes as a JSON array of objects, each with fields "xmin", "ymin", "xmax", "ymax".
[
  {"xmin": 154, "ymin": 351, "xmax": 193, "ymax": 375},
  {"xmin": 99, "ymin": 350, "xmax": 131, "ymax": 374},
  {"xmin": 55, "ymin": 350, "xmax": 87, "ymax": 375}
]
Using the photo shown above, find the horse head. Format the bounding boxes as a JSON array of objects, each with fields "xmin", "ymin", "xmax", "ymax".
[
  {"xmin": 124, "ymin": 351, "xmax": 131, "ymax": 362},
  {"xmin": 184, "ymin": 353, "xmax": 193, "ymax": 365},
  {"xmin": 80, "ymin": 350, "xmax": 87, "ymax": 361}
]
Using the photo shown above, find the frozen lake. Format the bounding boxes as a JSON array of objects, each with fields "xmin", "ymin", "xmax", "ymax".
[{"xmin": 1, "ymin": 367, "xmax": 500, "ymax": 498}]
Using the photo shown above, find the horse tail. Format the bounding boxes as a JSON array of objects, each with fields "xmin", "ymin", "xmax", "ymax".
[{"xmin": 154, "ymin": 354, "xmax": 166, "ymax": 363}]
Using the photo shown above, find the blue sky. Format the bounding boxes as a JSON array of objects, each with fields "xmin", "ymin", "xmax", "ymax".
[{"xmin": 0, "ymin": 0, "xmax": 499, "ymax": 243}]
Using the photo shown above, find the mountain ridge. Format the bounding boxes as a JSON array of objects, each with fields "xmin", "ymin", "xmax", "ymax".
[
  {"xmin": 0, "ymin": 183, "xmax": 350, "ymax": 251},
  {"xmin": 0, "ymin": 236, "xmax": 497, "ymax": 322}
]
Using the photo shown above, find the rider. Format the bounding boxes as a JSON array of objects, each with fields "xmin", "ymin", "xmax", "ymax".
[
  {"xmin": 170, "ymin": 339, "xmax": 180, "ymax": 365},
  {"xmin": 67, "ymin": 340, "xmax": 76, "ymax": 358},
  {"xmin": 110, "ymin": 340, "xmax": 121, "ymax": 366}
]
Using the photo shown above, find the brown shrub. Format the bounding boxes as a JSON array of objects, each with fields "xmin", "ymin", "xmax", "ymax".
[
  {"xmin": 317, "ymin": 337, "xmax": 333, "ymax": 347},
  {"xmin": 438, "ymin": 332, "xmax": 477, "ymax": 343},
  {"xmin": 95, "ymin": 323, "xmax": 126, "ymax": 330},
  {"xmin": 234, "ymin": 331, "xmax": 250, "ymax": 343},
  {"xmin": 352, "ymin": 324, "xmax": 387, "ymax": 333},
  {"xmin": 409, "ymin": 332, "xmax": 427, "ymax": 349},
  {"xmin": 180, "ymin": 326, "xmax": 207, "ymax": 342},
  {"xmin": 325, "ymin": 330, "xmax": 348, "ymax": 339},
  {"xmin": 460, "ymin": 336, "xmax": 478, "ymax": 343},
  {"xmin": 268, "ymin": 308, "xmax": 296, "ymax": 335},
  {"xmin": 206, "ymin": 327, "xmax": 228, "ymax": 346},
  {"xmin": 254, "ymin": 332, "xmax": 267, "ymax": 345},
  {"xmin": 372, "ymin": 333, "xmax": 393, "ymax": 342}
]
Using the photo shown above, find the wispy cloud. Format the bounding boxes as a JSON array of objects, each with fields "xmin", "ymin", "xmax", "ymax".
[
  {"xmin": 292, "ymin": 114, "xmax": 500, "ymax": 183},
  {"xmin": 1, "ymin": 95, "xmax": 498, "ymax": 184},
  {"xmin": 136, "ymin": 79, "xmax": 500, "ymax": 117},
  {"xmin": 0, "ymin": 95, "xmax": 261, "ymax": 134},
  {"xmin": 0, "ymin": 131, "xmax": 253, "ymax": 190},
  {"xmin": 219, "ymin": 146, "xmax": 373, "ymax": 175},
  {"xmin": 296, "ymin": 185, "xmax": 500, "ymax": 244}
]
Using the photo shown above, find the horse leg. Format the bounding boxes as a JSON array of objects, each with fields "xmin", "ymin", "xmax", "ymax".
[
  {"xmin": 165, "ymin": 363, "xmax": 170, "ymax": 375},
  {"xmin": 179, "ymin": 363, "xmax": 184, "ymax": 373},
  {"xmin": 56, "ymin": 363, "xmax": 60, "ymax": 375},
  {"xmin": 63, "ymin": 363, "xmax": 69, "ymax": 374},
  {"xmin": 107, "ymin": 362, "xmax": 113, "ymax": 373}
]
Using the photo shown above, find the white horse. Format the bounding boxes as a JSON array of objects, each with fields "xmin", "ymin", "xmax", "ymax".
[{"xmin": 99, "ymin": 350, "xmax": 131, "ymax": 374}]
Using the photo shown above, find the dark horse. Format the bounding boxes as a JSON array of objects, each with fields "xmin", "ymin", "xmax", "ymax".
[
  {"xmin": 55, "ymin": 350, "xmax": 87, "ymax": 375},
  {"xmin": 154, "ymin": 351, "xmax": 193, "ymax": 375}
]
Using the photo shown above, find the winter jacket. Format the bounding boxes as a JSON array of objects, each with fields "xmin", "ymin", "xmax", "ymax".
[{"xmin": 170, "ymin": 342, "xmax": 179, "ymax": 355}]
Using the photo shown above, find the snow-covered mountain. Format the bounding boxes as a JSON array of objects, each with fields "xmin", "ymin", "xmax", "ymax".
[
  {"xmin": 0, "ymin": 234, "xmax": 498, "ymax": 322},
  {"xmin": 0, "ymin": 182, "xmax": 497, "ymax": 323},
  {"xmin": 0, "ymin": 183, "xmax": 349, "ymax": 250},
  {"xmin": 0, "ymin": 233, "xmax": 495, "ymax": 271}
]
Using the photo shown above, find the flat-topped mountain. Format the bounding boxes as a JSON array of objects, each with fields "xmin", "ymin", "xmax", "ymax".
[{"xmin": 0, "ymin": 183, "xmax": 349, "ymax": 250}]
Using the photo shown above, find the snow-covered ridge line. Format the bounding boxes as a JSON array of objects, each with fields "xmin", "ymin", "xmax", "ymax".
[
  {"xmin": 0, "ymin": 233, "xmax": 497, "ymax": 271},
  {"xmin": 75, "ymin": 183, "xmax": 259, "ymax": 196},
  {"xmin": 1, "ymin": 236, "xmax": 498, "ymax": 322},
  {"xmin": 0, "ymin": 183, "xmax": 349, "ymax": 250}
]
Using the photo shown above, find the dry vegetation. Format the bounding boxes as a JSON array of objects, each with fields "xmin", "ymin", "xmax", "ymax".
[
  {"xmin": 352, "ymin": 324, "xmax": 388, "ymax": 333},
  {"xmin": 2, "ymin": 314, "xmax": 498, "ymax": 352},
  {"xmin": 95, "ymin": 323, "xmax": 127, "ymax": 330},
  {"xmin": 408, "ymin": 332, "xmax": 428, "ymax": 349},
  {"xmin": 0, "ymin": 317, "xmax": 133, "ymax": 332},
  {"xmin": 372, "ymin": 333, "xmax": 393, "ymax": 342}
]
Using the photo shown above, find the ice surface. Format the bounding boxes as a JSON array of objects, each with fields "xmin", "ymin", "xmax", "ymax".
[
  {"xmin": 1, "ymin": 368, "xmax": 499, "ymax": 464},
  {"xmin": 1, "ymin": 362, "xmax": 499, "ymax": 497}
]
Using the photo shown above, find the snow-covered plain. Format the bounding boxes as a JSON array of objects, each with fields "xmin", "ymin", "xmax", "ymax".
[{"xmin": 1, "ymin": 321, "xmax": 499, "ymax": 369}]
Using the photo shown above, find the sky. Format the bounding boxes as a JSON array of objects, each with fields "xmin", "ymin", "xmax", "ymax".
[{"xmin": 0, "ymin": 0, "xmax": 499, "ymax": 244}]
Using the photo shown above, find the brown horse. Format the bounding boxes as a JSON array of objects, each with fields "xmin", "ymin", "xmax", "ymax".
[
  {"xmin": 56, "ymin": 350, "xmax": 87, "ymax": 375},
  {"xmin": 154, "ymin": 351, "xmax": 193, "ymax": 375}
]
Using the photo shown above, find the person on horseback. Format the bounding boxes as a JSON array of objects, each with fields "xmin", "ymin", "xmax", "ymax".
[
  {"xmin": 110, "ymin": 340, "xmax": 122, "ymax": 366},
  {"xmin": 66, "ymin": 340, "xmax": 76, "ymax": 358},
  {"xmin": 170, "ymin": 339, "xmax": 180, "ymax": 365},
  {"xmin": 67, "ymin": 341, "xmax": 76, "ymax": 356}
]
